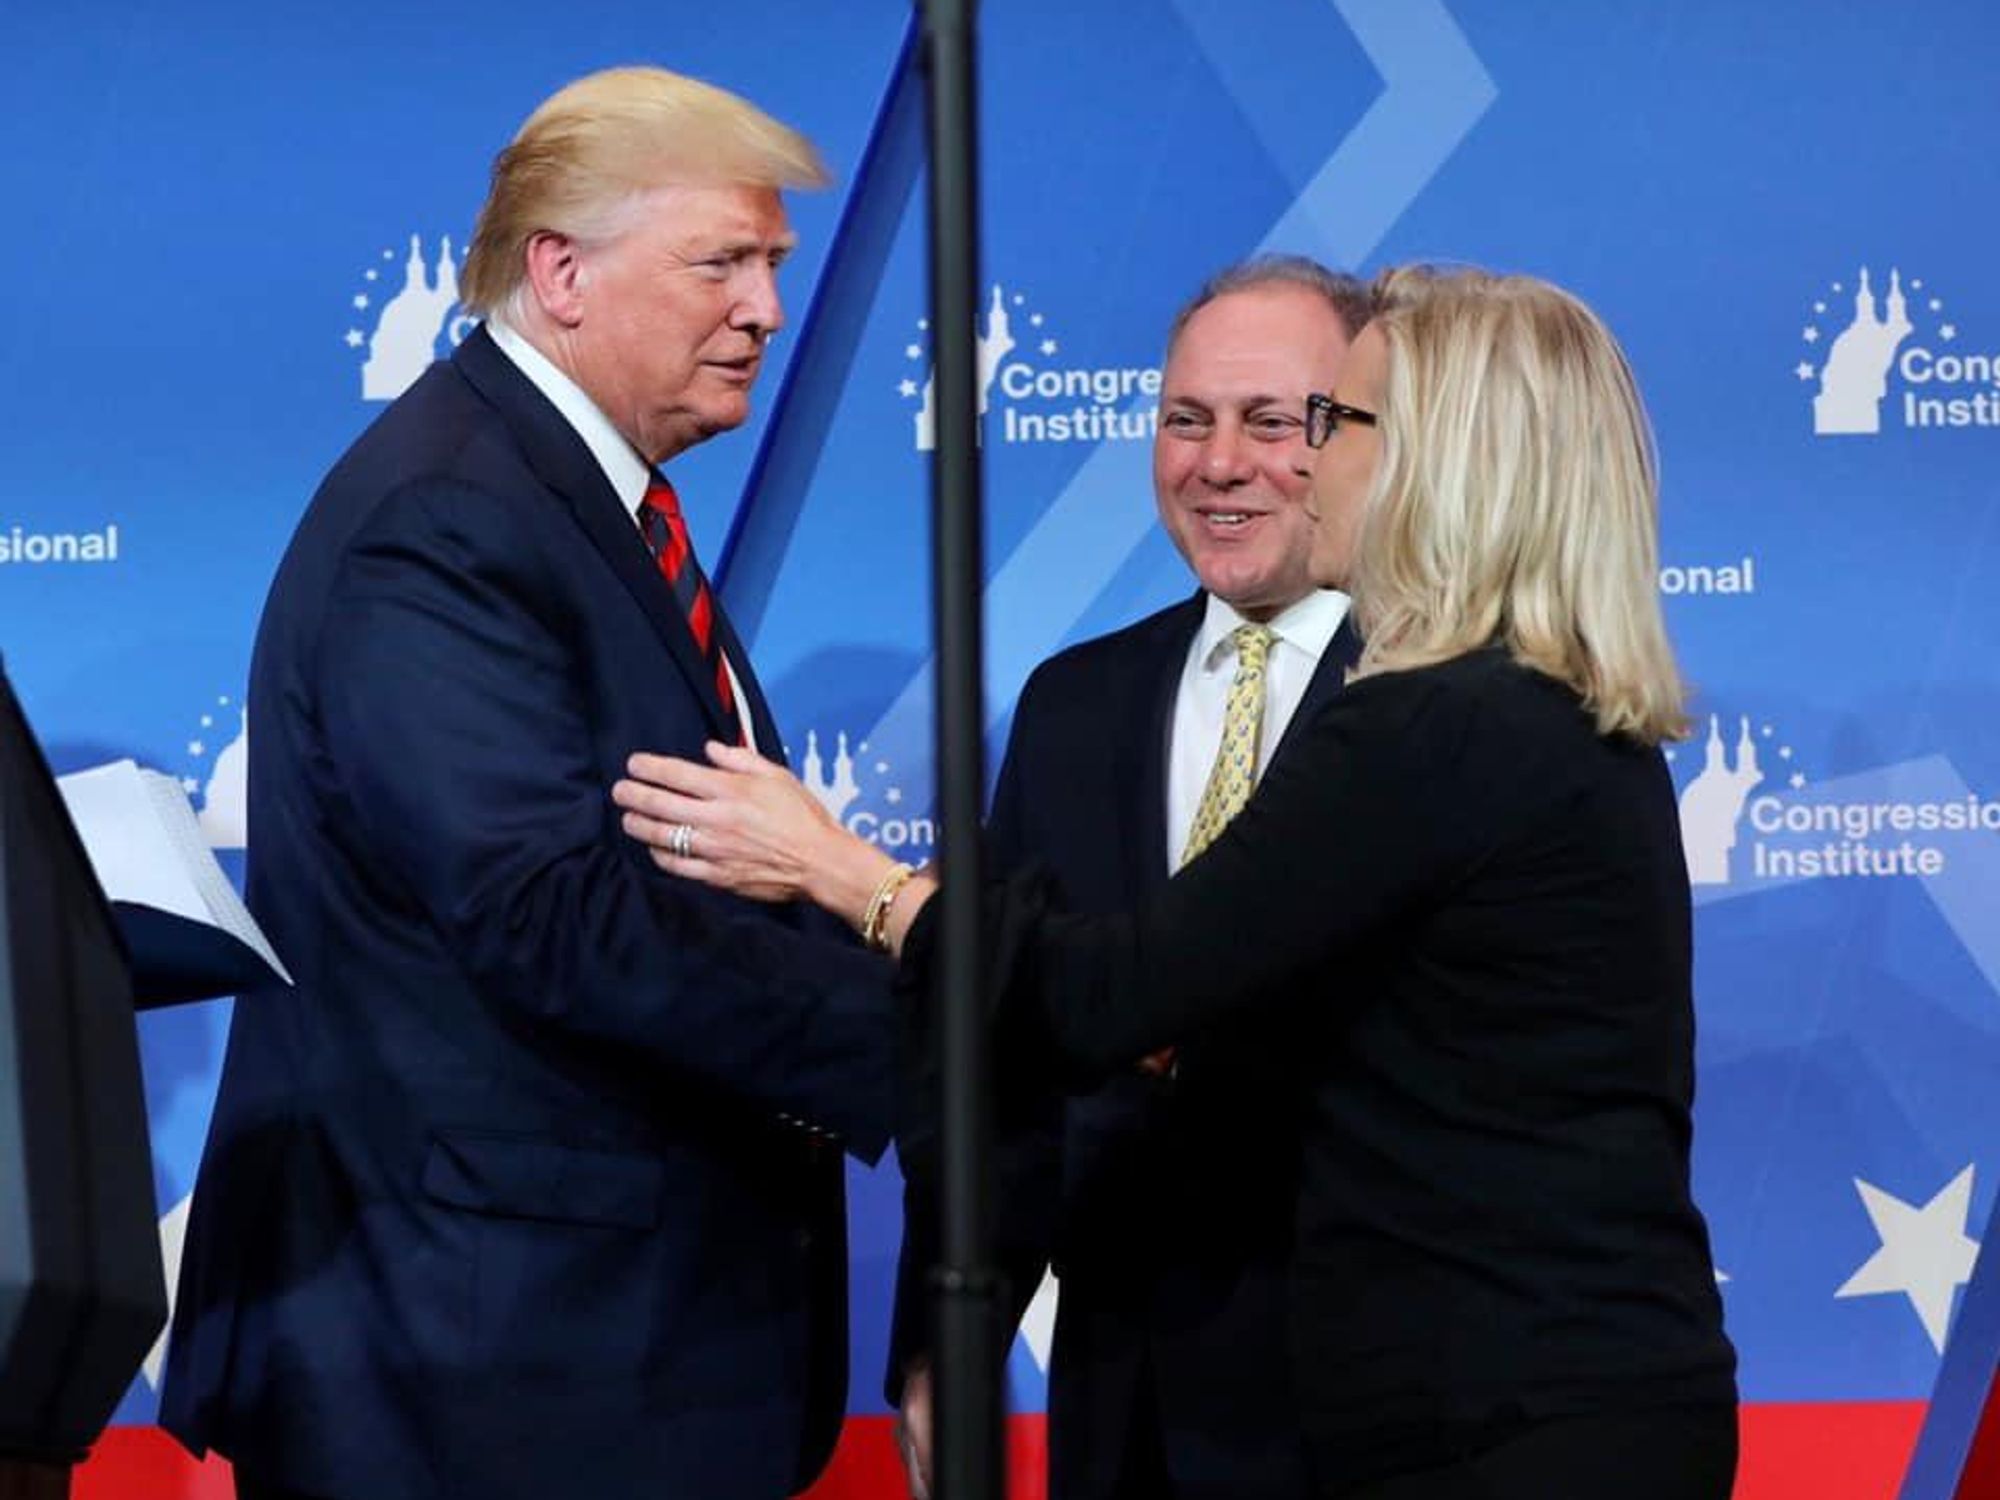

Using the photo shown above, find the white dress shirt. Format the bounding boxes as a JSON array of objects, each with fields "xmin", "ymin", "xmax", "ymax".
[
  {"xmin": 1165, "ymin": 589, "xmax": 1351, "ymax": 871},
  {"xmin": 486, "ymin": 317, "xmax": 757, "ymax": 749}
]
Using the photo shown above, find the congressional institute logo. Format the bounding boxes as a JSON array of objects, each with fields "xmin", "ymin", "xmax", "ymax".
[
  {"xmin": 347, "ymin": 234, "xmax": 472, "ymax": 402},
  {"xmin": 899, "ymin": 282, "xmax": 1161, "ymax": 451},
  {"xmin": 180, "ymin": 692, "xmax": 249, "ymax": 849},
  {"xmin": 1801, "ymin": 266, "xmax": 1997, "ymax": 435},
  {"xmin": 1673, "ymin": 710, "xmax": 2000, "ymax": 888},
  {"xmin": 797, "ymin": 729, "xmax": 934, "ymax": 856}
]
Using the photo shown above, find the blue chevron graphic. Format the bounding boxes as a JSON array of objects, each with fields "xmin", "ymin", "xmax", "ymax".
[{"xmin": 860, "ymin": 0, "xmax": 1496, "ymax": 794}]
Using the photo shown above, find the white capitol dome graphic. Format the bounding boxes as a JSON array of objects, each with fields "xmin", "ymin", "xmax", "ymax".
[
  {"xmin": 1810, "ymin": 267, "xmax": 1914, "ymax": 436},
  {"xmin": 184, "ymin": 696, "xmax": 248, "ymax": 849},
  {"xmin": 349, "ymin": 233, "xmax": 471, "ymax": 402}
]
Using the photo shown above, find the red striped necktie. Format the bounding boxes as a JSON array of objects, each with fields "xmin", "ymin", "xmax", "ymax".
[{"xmin": 637, "ymin": 475, "xmax": 745, "ymax": 746}]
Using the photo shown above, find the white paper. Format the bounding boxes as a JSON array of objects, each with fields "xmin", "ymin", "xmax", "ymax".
[{"xmin": 57, "ymin": 757, "xmax": 292, "ymax": 984}]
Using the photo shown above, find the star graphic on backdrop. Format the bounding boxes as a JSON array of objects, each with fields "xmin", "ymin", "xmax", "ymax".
[
  {"xmin": 188, "ymin": 740, "xmax": 205, "ymax": 757},
  {"xmin": 1789, "ymin": 772, "xmax": 1806, "ymax": 789},
  {"xmin": 1030, "ymin": 313, "xmax": 1044, "ymax": 327},
  {"xmin": 345, "ymin": 330, "xmax": 365, "ymax": 348},
  {"xmin": 1040, "ymin": 338, "xmax": 1058, "ymax": 356},
  {"xmin": 1941, "ymin": 325, "xmax": 1958, "ymax": 342},
  {"xmin": 181, "ymin": 777, "xmax": 200, "ymax": 795},
  {"xmin": 898, "ymin": 378, "xmax": 918, "ymax": 397},
  {"xmin": 142, "ymin": 1193, "xmax": 194, "ymax": 1388},
  {"xmin": 1929, "ymin": 297, "xmax": 1942, "ymax": 311},
  {"xmin": 1795, "ymin": 363, "xmax": 1816, "ymax": 381},
  {"xmin": 365, "ymin": 267, "xmax": 379, "ymax": 282},
  {"xmin": 1836, "ymin": 1165, "xmax": 1980, "ymax": 1353},
  {"xmin": 1802, "ymin": 327, "xmax": 1820, "ymax": 343},
  {"xmin": 1813, "ymin": 301, "xmax": 1827, "ymax": 314},
  {"xmin": 353, "ymin": 294, "xmax": 369, "ymax": 310}
]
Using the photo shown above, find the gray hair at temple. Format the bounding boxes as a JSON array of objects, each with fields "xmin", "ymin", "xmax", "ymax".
[{"xmin": 1163, "ymin": 254, "xmax": 1374, "ymax": 357}]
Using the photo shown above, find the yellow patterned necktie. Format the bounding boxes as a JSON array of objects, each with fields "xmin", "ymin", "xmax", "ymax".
[{"xmin": 1181, "ymin": 622, "xmax": 1276, "ymax": 865}]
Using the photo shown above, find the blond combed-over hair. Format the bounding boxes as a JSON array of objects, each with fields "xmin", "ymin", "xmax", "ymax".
[
  {"xmin": 461, "ymin": 65, "xmax": 829, "ymax": 319},
  {"xmin": 1347, "ymin": 265, "xmax": 1688, "ymax": 743}
]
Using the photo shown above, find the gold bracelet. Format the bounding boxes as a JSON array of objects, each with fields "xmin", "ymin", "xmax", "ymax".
[{"xmin": 861, "ymin": 861, "xmax": 917, "ymax": 951}]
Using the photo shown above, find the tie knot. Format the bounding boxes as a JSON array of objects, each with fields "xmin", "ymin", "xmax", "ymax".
[
  {"xmin": 1230, "ymin": 622, "xmax": 1275, "ymax": 673},
  {"xmin": 641, "ymin": 476, "xmax": 682, "ymax": 523}
]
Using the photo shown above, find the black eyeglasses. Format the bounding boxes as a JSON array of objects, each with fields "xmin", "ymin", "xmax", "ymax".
[{"xmin": 1305, "ymin": 393, "xmax": 1377, "ymax": 448}]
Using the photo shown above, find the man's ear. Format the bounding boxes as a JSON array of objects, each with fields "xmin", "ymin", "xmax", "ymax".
[{"xmin": 523, "ymin": 231, "xmax": 588, "ymax": 328}]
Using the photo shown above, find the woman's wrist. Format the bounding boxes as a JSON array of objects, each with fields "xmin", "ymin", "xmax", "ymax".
[
  {"xmin": 802, "ymin": 821, "xmax": 901, "ymax": 936},
  {"xmin": 881, "ymin": 873, "xmax": 938, "ymax": 960}
]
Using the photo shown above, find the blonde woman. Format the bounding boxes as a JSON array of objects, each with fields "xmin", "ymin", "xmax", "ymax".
[{"xmin": 615, "ymin": 266, "xmax": 1738, "ymax": 1498}]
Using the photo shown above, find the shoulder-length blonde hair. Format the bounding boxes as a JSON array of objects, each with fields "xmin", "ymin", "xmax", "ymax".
[{"xmin": 1348, "ymin": 265, "xmax": 1688, "ymax": 743}]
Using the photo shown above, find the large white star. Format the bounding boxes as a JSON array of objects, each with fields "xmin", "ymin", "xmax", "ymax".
[
  {"xmin": 1835, "ymin": 1165, "xmax": 1980, "ymax": 1353},
  {"xmin": 1018, "ymin": 1268, "xmax": 1057, "ymax": 1372},
  {"xmin": 142, "ymin": 1192, "xmax": 194, "ymax": 1388}
]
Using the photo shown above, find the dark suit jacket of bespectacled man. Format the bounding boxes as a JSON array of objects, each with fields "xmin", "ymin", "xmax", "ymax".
[
  {"xmin": 885, "ymin": 256, "xmax": 1375, "ymax": 1500},
  {"xmin": 160, "ymin": 66, "xmax": 897, "ymax": 1500}
]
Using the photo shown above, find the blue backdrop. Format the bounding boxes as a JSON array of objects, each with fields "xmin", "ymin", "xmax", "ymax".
[{"xmin": 4, "ymin": 0, "xmax": 1997, "ymax": 1464}]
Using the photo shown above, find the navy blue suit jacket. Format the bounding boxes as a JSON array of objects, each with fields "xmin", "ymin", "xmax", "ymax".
[
  {"xmin": 162, "ymin": 328, "xmax": 895, "ymax": 1500},
  {"xmin": 892, "ymin": 593, "xmax": 1356, "ymax": 1500}
]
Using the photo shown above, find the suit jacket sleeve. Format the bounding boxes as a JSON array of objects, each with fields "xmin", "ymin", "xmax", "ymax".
[{"xmin": 315, "ymin": 479, "xmax": 895, "ymax": 1160}]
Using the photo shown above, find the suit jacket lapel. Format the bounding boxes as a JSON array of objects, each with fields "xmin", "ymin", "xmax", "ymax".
[
  {"xmin": 1134, "ymin": 593, "xmax": 1206, "ymax": 892},
  {"xmin": 452, "ymin": 327, "xmax": 742, "ymax": 744},
  {"xmin": 709, "ymin": 605, "xmax": 785, "ymax": 765},
  {"xmin": 1270, "ymin": 608, "xmax": 1360, "ymax": 764}
]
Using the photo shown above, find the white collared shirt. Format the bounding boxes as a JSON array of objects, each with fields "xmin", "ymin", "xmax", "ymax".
[
  {"xmin": 486, "ymin": 317, "xmax": 757, "ymax": 750},
  {"xmin": 1165, "ymin": 589, "xmax": 1351, "ymax": 871}
]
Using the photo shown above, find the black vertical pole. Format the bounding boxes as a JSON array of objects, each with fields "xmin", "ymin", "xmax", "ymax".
[{"xmin": 917, "ymin": 3, "xmax": 1001, "ymax": 1500}]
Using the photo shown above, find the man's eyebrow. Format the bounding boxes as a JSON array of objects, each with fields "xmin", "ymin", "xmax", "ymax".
[{"xmin": 691, "ymin": 232, "xmax": 799, "ymax": 257}]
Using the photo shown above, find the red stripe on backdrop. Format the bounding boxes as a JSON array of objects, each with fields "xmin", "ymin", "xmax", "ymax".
[
  {"xmin": 77, "ymin": 1405, "xmax": 1921, "ymax": 1500},
  {"xmin": 73, "ymin": 1419, "xmax": 1051, "ymax": 1500}
]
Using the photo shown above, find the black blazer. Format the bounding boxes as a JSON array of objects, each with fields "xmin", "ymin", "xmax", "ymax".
[
  {"xmin": 162, "ymin": 328, "xmax": 895, "ymax": 1500},
  {"xmin": 893, "ymin": 593, "xmax": 1356, "ymax": 1500},
  {"xmin": 910, "ymin": 647, "xmax": 1737, "ymax": 1493}
]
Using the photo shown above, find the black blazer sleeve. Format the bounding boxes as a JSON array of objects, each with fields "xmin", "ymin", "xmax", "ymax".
[{"xmin": 909, "ymin": 661, "xmax": 1552, "ymax": 1079}]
